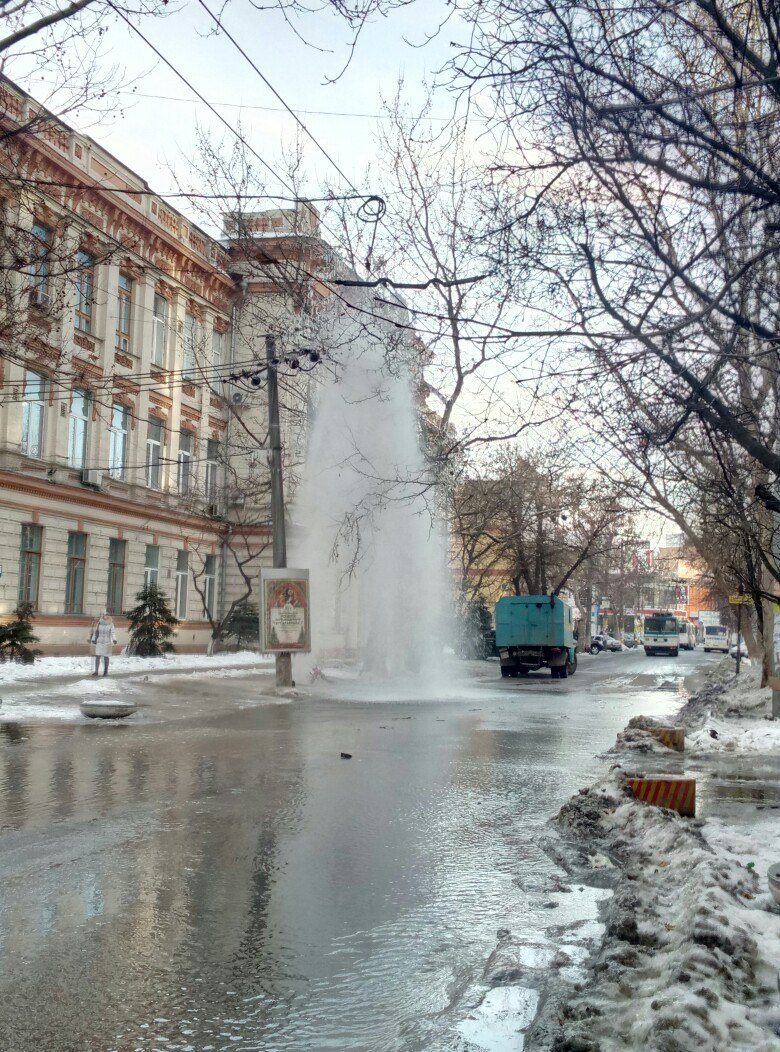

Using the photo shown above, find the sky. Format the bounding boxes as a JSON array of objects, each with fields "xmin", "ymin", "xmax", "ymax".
[{"xmin": 11, "ymin": 0, "xmax": 461, "ymax": 227}]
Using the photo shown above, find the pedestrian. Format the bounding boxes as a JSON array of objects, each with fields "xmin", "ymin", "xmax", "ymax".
[{"xmin": 90, "ymin": 612, "xmax": 117, "ymax": 677}]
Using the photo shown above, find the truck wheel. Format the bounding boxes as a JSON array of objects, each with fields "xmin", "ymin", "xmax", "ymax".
[
  {"xmin": 589, "ymin": 644, "xmax": 600, "ymax": 655},
  {"xmin": 501, "ymin": 666, "xmax": 511, "ymax": 678},
  {"xmin": 559, "ymin": 663, "xmax": 568, "ymax": 679},
  {"xmin": 566, "ymin": 655, "xmax": 577, "ymax": 676}
]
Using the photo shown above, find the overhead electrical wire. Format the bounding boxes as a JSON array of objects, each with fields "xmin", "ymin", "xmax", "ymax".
[
  {"xmin": 116, "ymin": 88, "xmax": 455, "ymax": 122},
  {"xmin": 10, "ymin": 179, "xmax": 372, "ymax": 205},
  {"xmin": 196, "ymin": 0, "xmax": 370, "ymax": 206},
  {"xmin": 106, "ymin": 3, "xmax": 384, "ymax": 247}
]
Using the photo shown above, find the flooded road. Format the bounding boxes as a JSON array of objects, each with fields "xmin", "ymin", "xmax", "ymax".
[{"xmin": 0, "ymin": 649, "xmax": 714, "ymax": 1051}]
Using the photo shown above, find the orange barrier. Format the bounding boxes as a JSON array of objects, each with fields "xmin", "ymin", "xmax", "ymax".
[
  {"xmin": 626, "ymin": 776, "xmax": 696, "ymax": 817},
  {"xmin": 645, "ymin": 726, "xmax": 685, "ymax": 752}
]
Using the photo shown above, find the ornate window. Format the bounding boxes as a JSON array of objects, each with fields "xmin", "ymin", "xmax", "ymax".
[
  {"xmin": 175, "ymin": 550, "xmax": 188, "ymax": 620},
  {"xmin": 108, "ymin": 403, "xmax": 129, "ymax": 480},
  {"xmin": 205, "ymin": 438, "xmax": 220, "ymax": 502},
  {"xmin": 152, "ymin": 294, "xmax": 168, "ymax": 366},
  {"xmin": 116, "ymin": 273, "xmax": 132, "ymax": 352},
  {"xmin": 74, "ymin": 250, "xmax": 94, "ymax": 333},
  {"xmin": 183, "ymin": 311, "xmax": 197, "ymax": 377},
  {"xmin": 144, "ymin": 544, "xmax": 159, "ymax": 589},
  {"xmin": 67, "ymin": 388, "xmax": 90, "ymax": 469},
  {"xmin": 29, "ymin": 221, "xmax": 51, "ymax": 306},
  {"xmin": 177, "ymin": 431, "xmax": 192, "ymax": 495},
  {"xmin": 203, "ymin": 554, "xmax": 216, "ymax": 619},
  {"xmin": 21, "ymin": 369, "xmax": 46, "ymax": 458},
  {"xmin": 65, "ymin": 532, "xmax": 87, "ymax": 614},
  {"xmin": 18, "ymin": 524, "xmax": 43, "ymax": 608},
  {"xmin": 146, "ymin": 419, "xmax": 163, "ymax": 489},
  {"xmin": 106, "ymin": 538, "xmax": 126, "ymax": 615}
]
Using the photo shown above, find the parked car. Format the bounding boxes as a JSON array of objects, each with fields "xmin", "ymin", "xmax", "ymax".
[
  {"xmin": 590, "ymin": 634, "xmax": 622, "ymax": 654},
  {"xmin": 729, "ymin": 640, "xmax": 749, "ymax": 660},
  {"xmin": 623, "ymin": 632, "xmax": 638, "ymax": 648}
]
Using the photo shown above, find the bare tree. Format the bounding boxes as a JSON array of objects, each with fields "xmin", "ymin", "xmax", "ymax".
[{"xmin": 449, "ymin": 0, "xmax": 780, "ymax": 484}]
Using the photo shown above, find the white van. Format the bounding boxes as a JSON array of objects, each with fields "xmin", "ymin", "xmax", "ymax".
[
  {"xmin": 678, "ymin": 621, "xmax": 696, "ymax": 651},
  {"xmin": 703, "ymin": 625, "xmax": 729, "ymax": 653}
]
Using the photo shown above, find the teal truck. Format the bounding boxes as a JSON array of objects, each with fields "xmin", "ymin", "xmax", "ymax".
[{"xmin": 495, "ymin": 594, "xmax": 578, "ymax": 679}]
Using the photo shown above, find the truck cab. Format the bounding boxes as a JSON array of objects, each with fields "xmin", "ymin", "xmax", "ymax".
[{"xmin": 495, "ymin": 595, "xmax": 578, "ymax": 679}]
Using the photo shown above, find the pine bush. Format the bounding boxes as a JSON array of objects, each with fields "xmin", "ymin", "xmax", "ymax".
[
  {"xmin": 219, "ymin": 598, "xmax": 259, "ymax": 649},
  {"xmin": 0, "ymin": 603, "xmax": 42, "ymax": 664},
  {"xmin": 124, "ymin": 584, "xmax": 179, "ymax": 657}
]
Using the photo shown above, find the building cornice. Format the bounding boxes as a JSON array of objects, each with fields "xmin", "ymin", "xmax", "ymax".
[{"xmin": 0, "ymin": 468, "xmax": 227, "ymax": 534}]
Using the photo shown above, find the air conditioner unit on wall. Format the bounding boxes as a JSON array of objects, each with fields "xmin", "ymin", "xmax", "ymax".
[
  {"xmin": 82, "ymin": 469, "xmax": 103, "ymax": 487},
  {"xmin": 207, "ymin": 502, "xmax": 224, "ymax": 519}
]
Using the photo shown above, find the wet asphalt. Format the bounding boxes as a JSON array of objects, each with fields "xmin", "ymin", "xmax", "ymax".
[{"xmin": 0, "ymin": 648, "xmax": 717, "ymax": 1052}]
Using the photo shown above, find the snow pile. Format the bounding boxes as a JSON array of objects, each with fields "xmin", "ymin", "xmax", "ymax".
[
  {"xmin": 678, "ymin": 661, "xmax": 770, "ymax": 726},
  {"xmin": 678, "ymin": 663, "xmax": 779, "ymax": 757},
  {"xmin": 687, "ymin": 716, "xmax": 780, "ymax": 755},
  {"xmin": 610, "ymin": 715, "xmax": 683, "ymax": 755},
  {"xmin": 527, "ymin": 771, "xmax": 780, "ymax": 1051}
]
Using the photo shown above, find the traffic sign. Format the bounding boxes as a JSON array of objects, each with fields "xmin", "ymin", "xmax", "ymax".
[{"xmin": 729, "ymin": 595, "xmax": 753, "ymax": 605}]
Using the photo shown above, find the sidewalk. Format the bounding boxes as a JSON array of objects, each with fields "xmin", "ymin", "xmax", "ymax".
[
  {"xmin": 0, "ymin": 651, "xmax": 276, "ymax": 723},
  {"xmin": 528, "ymin": 660, "xmax": 780, "ymax": 1052}
]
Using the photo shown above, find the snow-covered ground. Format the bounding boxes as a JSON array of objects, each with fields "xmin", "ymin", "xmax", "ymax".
[
  {"xmin": 0, "ymin": 650, "xmax": 276, "ymax": 723},
  {"xmin": 0, "ymin": 649, "xmax": 272, "ymax": 688},
  {"xmin": 528, "ymin": 661, "xmax": 780, "ymax": 1051}
]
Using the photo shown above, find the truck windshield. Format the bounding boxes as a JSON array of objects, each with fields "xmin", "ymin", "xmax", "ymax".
[
  {"xmin": 705, "ymin": 626, "xmax": 726, "ymax": 636},
  {"xmin": 645, "ymin": 616, "xmax": 677, "ymax": 633}
]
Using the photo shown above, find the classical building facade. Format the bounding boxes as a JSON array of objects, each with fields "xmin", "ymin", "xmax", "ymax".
[{"xmin": 0, "ymin": 78, "xmax": 324, "ymax": 653}]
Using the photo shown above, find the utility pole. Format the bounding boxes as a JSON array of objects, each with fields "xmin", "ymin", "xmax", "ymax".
[
  {"xmin": 773, "ymin": 367, "xmax": 780, "ymax": 716},
  {"xmin": 266, "ymin": 334, "xmax": 293, "ymax": 688}
]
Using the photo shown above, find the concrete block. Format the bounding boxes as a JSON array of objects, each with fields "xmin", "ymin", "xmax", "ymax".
[
  {"xmin": 626, "ymin": 776, "xmax": 696, "ymax": 817},
  {"xmin": 645, "ymin": 726, "xmax": 685, "ymax": 752}
]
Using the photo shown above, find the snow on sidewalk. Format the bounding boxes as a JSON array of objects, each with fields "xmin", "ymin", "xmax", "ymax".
[
  {"xmin": 527, "ymin": 662, "xmax": 780, "ymax": 1051},
  {"xmin": 0, "ymin": 650, "xmax": 273, "ymax": 689}
]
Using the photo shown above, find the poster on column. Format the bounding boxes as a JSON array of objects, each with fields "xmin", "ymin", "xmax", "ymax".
[{"xmin": 259, "ymin": 568, "xmax": 311, "ymax": 653}]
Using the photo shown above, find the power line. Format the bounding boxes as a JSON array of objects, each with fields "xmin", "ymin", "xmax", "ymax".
[
  {"xmin": 10, "ymin": 178, "xmax": 371, "ymax": 205},
  {"xmin": 117, "ymin": 88, "xmax": 455, "ymax": 123},
  {"xmin": 106, "ymin": 3, "xmax": 381, "ymax": 253},
  {"xmin": 107, "ymin": 4, "xmax": 312, "ymax": 219},
  {"xmin": 197, "ymin": 0, "xmax": 367, "ymax": 203}
]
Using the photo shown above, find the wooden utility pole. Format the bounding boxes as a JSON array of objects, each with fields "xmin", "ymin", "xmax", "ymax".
[{"xmin": 266, "ymin": 334, "xmax": 292, "ymax": 688}]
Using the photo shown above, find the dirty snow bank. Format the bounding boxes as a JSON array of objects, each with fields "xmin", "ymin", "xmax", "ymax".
[
  {"xmin": 679, "ymin": 662, "xmax": 780, "ymax": 757},
  {"xmin": 678, "ymin": 660, "xmax": 771, "ymax": 725},
  {"xmin": 0, "ymin": 650, "xmax": 272, "ymax": 687},
  {"xmin": 528, "ymin": 661, "xmax": 780, "ymax": 1051},
  {"xmin": 527, "ymin": 770, "xmax": 780, "ymax": 1051}
]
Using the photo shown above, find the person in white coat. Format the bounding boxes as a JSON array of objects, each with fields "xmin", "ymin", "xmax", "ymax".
[{"xmin": 91, "ymin": 613, "xmax": 117, "ymax": 676}]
